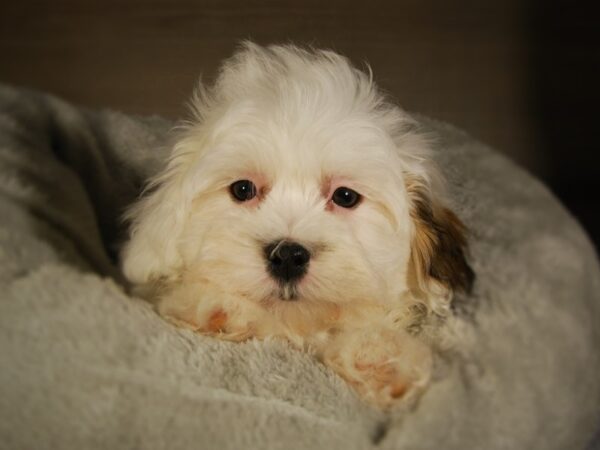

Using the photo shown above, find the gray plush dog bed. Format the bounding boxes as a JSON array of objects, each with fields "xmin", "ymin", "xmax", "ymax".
[{"xmin": 0, "ymin": 84, "xmax": 599, "ymax": 450}]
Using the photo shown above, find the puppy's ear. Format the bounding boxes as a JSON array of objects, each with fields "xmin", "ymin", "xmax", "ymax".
[
  {"xmin": 407, "ymin": 177, "xmax": 474, "ymax": 306},
  {"xmin": 122, "ymin": 78, "xmax": 214, "ymax": 287},
  {"xmin": 120, "ymin": 159, "xmax": 190, "ymax": 286}
]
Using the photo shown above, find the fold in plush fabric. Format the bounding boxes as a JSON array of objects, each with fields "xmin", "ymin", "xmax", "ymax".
[{"xmin": 0, "ymin": 85, "xmax": 598, "ymax": 450}]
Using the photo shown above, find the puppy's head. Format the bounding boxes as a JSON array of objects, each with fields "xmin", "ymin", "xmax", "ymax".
[{"xmin": 121, "ymin": 43, "xmax": 473, "ymax": 329}]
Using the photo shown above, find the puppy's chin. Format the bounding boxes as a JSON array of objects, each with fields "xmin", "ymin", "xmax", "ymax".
[
  {"xmin": 253, "ymin": 280, "xmax": 383, "ymax": 336},
  {"xmin": 272, "ymin": 283, "xmax": 300, "ymax": 302}
]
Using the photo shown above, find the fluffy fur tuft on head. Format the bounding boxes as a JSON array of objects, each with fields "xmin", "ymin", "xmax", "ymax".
[{"xmin": 121, "ymin": 42, "xmax": 473, "ymax": 407}]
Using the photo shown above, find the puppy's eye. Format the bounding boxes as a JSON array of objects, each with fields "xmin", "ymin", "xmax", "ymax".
[
  {"xmin": 332, "ymin": 187, "xmax": 361, "ymax": 208},
  {"xmin": 230, "ymin": 179, "xmax": 257, "ymax": 202}
]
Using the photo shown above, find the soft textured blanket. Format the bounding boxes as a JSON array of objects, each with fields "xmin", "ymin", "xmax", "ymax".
[{"xmin": 0, "ymin": 84, "xmax": 599, "ymax": 450}]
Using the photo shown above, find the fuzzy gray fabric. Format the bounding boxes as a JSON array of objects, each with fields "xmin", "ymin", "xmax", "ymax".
[{"xmin": 0, "ymin": 84, "xmax": 599, "ymax": 450}]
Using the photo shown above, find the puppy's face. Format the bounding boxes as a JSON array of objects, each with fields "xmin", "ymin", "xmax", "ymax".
[
  {"xmin": 122, "ymin": 44, "xmax": 473, "ymax": 333},
  {"xmin": 178, "ymin": 110, "xmax": 413, "ymax": 319}
]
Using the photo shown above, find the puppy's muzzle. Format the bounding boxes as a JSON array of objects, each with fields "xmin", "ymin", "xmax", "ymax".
[{"xmin": 264, "ymin": 241, "xmax": 310, "ymax": 284}]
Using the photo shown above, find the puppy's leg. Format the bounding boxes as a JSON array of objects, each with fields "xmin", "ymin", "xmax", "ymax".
[
  {"xmin": 157, "ymin": 282, "xmax": 269, "ymax": 341},
  {"xmin": 319, "ymin": 326, "xmax": 432, "ymax": 408}
]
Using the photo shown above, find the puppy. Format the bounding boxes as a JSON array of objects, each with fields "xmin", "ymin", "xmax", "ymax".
[{"xmin": 121, "ymin": 43, "xmax": 474, "ymax": 408}]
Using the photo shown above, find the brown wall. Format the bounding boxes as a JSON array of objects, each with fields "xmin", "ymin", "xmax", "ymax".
[{"xmin": 0, "ymin": 0, "xmax": 540, "ymax": 168}]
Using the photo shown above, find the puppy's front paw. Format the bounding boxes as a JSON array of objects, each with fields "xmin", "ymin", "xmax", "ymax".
[
  {"xmin": 157, "ymin": 284, "xmax": 258, "ymax": 341},
  {"xmin": 322, "ymin": 328, "xmax": 432, "ymax": 408}
]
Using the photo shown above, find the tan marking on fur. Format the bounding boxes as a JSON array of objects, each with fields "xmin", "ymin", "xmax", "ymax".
[
  {"xmin": 390, "ymin": 382, "xmax": 408, "ymax": 399},
  {"xmin": 349, "ymin": 359, "xmax": 413, "ymax": 403},
  {"xmin": 406, "ymin": 177, "xmax": 474, "ymax": 295},
  {"xmin": 205, "ymin": 309, "xmax": 228, "ymax": 333}
]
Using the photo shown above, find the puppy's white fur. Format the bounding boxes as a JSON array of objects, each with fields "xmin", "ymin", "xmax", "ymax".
[{"xmin": 121, "ymin": 43, "xmax": 472, "ymax": 407}]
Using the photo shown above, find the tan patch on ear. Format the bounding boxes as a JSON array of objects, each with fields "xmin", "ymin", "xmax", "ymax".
[{"xmin": 407, "ymin": 180, "xmax": 474, "ymax": 294}]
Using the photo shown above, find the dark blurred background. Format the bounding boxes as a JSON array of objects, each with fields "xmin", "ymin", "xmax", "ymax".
[{"xmin": 0, "ymin": 0, "xmax": 598, "ymax": 246}]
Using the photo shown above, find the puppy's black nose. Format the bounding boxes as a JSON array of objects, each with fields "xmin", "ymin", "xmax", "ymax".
[{"xmin": 264, "ymin": 241, "xmax": 310, "ymax": 283}]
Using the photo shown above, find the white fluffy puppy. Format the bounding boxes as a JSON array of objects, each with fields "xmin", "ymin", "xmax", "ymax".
[{"xmin": 121, "ymin": 43, "xmax": 474, "ymax": 407}]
